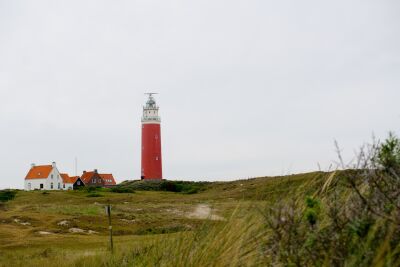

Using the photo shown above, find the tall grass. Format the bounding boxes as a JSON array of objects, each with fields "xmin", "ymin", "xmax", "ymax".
[{"xmin": 2, "ymin": 135, "xmax": 400, "ymax": 266}]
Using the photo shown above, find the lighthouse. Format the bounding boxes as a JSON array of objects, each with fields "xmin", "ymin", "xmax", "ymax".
[{"xmin": 141, "ymin": 93, "xmax": 163, "ymax": 180}]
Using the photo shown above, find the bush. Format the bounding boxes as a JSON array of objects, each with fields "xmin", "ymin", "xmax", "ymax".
[
  {"xmin": 157, "ymin": 180, "xmax": 207, "ymax": 193},
  {"xmin": 0, "ymin": 190, "xmax": 17, "ymax": 202},
  {"xmin": 376, "ymin": 132, "xmax": 400, "ymax": 171},
  {"xmin": 110, "ymin": 187, "xmax": 135, "ymax": 193},
  {"xmin": 264, "ymin": 134, "xmax": 400, "ymax": 266},
  {"xmin": 113, "ymin": 180, "xmax": 209, "ymax": 194}
]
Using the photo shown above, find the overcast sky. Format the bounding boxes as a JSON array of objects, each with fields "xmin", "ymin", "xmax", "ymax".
[{"xmin": 0, "ymin": 0, "xmax": 399, "ymax": 189}]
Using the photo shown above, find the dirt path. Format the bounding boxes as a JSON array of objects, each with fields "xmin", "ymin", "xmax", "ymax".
[{"xmin": 187, "ymin": 204, "xmax": 225, "ymax": 221}]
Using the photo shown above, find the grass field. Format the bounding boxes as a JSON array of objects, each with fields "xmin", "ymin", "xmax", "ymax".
[
  {"xmin": 0, "ymin": 172, "xmax": 324, "ymax": 266},
  {"xmin": 1, "ymin": 170, "xmax": 399, "ymax": 266}
]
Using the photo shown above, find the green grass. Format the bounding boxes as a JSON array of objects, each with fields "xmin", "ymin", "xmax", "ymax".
[
  {"xmin": 2, "ymin": 171, "xmax": 397, "ymax": 266},
  {"xmin": 0, "ymin": 172, "xmax": 320, "ymax": 266}
]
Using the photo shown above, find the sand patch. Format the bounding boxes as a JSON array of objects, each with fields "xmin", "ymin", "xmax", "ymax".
[
  {"xmin": 14, "ymin": 218, "xmax": 31, "ymax": 226},
  {"xmin": 69, "ymin": 228, "xmax": 98, "ymax": 234},
  {"xmin": 69, "ymin": 228, "xmax": 85, "ymax": 233},
  {"xmin": 57, "ymin": 220, "xmax": 70, "ymax": 226},
  {"xmin": 38, "ymin": 231, "xmax": 53, "ymax": 235},
  {"xmin": 187, "ymin": 204, "xmax": 225, "ymax": 221}
]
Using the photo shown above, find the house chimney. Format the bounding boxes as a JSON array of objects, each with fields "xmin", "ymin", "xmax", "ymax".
[
  {"xmin": 31, "ymin": 163, "xmax": 35, "ymax": 169},
  {"xmin": 83, "ymin": 170, "xmax": 86, "ymax": 173},
  {"xmin": 52, "ymin": 162, "xmax": 56, "ymax": 168},
  {"xmin": 94, "ymin": 169, "xmax": 98, "ymax": 173}
]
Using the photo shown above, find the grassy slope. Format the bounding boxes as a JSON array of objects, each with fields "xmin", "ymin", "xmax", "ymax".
[{"xmin": 0, "ymin": 172, "xmax": 326, "ymax": 266}]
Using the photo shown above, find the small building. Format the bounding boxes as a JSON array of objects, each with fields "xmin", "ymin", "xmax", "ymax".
[
  {"xmin": 81, "ymin": 169, "xmax": 104, "ymax": 187},
  {"xmin": 80, "ymin": 169, "xmax": 117, "ymax": 187},
  {"xmin": 60, "ymin": 174, "xmax": 85, "ymax": 190},
  {"xmin": 25, "ymin": 162, "xmax": 63, "ymax": 191},
  {"xmin": 99, "ymin": 173, "xmax": 117, "ymax": 188},
  {"xmin": 70, "ymin": 176, "xmax": 85, "ymax": 190}
]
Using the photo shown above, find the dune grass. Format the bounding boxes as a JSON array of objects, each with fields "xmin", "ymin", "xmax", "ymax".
[{"xmin": 1, "ymin": 167, "xmax": 399, "ymax": 266}]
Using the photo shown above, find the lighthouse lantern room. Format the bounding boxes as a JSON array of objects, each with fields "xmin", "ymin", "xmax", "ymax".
[{"xmin": 141, "ymin": 93, "xmax": 163, "ymax": 180}]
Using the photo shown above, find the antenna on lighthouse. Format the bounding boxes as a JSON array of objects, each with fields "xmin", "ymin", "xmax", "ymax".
[{"xmin": 145, "ymin": 92, "xmax": 158, "ymax": 97}]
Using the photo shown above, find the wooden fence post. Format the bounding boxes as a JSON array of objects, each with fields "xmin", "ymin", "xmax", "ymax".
[{"xmin": 105, "ymin": 204, "xmax": 114, "ymax": 253}]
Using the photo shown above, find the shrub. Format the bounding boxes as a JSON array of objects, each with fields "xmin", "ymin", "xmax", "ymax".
[
  {"xmin": 113, "ymin": 180, "xmax": 209, "ymax": 194},
  {"xmin": 0, "ymin": 190, "xmax": 17, "ymax": 202},
  {"xmin": 263, "ymin": 133, "xmax": 400, "ymax": 266},
  {"xmin": 376, "ymin": 132, "xmax": 400, "ymax": 171},
  {"xmin": 110, "ymin": 187, "xmax": 135, "ymax": 193}
]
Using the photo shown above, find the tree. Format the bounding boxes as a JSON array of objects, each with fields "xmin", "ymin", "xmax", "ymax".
[{"xmin": 377, "ymin": 132, "xmax": 400, "ymax": 171}]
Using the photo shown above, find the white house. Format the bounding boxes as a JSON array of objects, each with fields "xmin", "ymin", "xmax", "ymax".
[{"xmin": 24, "ymin": 162, "xmax": 64, "ymax": 191}]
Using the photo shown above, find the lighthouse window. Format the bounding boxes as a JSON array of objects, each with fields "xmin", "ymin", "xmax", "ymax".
[{"xmin": 156, "ymin": 157, "xmax": 159, "ymax": 160}]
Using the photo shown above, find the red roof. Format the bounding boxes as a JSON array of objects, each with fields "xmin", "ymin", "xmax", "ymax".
[
  {"xmin": 99, "ymin": 174, "xmax": 117, "ymax": 185},
  {"xmin": 81, "ymin": 171, "xmax": 95, "ymax": 184},
  {"xmin": 80, "ymin": 171, "xmax": 116, "ymax": 185},
  {"xmin": 70, "ymin": 176, "xmax": 80, "ymax": 182},
  {"xmin": 60, "ymin": 173, "xmax": 79, "ymax": 184},
  {"xmin": 25, "ymin": 165, "xmax": 53, "ymax": 180}
]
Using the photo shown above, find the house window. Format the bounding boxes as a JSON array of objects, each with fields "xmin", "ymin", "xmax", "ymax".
[
  {"xmin": 77, "ymin": 181, "xmax": 81, "ymax": 185},
  {"xmin": 28, "ymin": 183, "xmax": 31, "ymax": 190},
  {"xmin": 51, "ymin": 174, "xmax": 53, "ymax": 179},
  {"xmin": 50, "ymin": 183, "xmax": 53, "ymax": 189},
  {"xmin": 40, "ymin": 184, "xmax": 44, "ymax": 189},
  {"xmin": 63, "ymin": 184, "xmax": 65, "ymax": 188},
  {"xmin": 58, "ymin": 183, "xmax": 60, "ymax": 189}
]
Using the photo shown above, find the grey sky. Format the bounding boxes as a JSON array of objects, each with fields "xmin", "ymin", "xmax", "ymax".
[{"xmin": 0, "ymin": 0, "xmax": 399, "ymax": 189}]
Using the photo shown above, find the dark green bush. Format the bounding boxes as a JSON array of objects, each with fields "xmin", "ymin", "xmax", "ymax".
[
  {"xmin": 0, "ymin": 190, "xmax": 17, "ymax": 202},
  {"xmin": 113, "ymin": 180, "xmax": 209, "ymax": 194},
  {"xmin": 376, "ymin": 132, "xmax": 400, "ymax": 171},
  {"xmin": 304, "ymin": 196, "xmax": 320, "ymax": 226},
  {"xmin": 110, "ymin": 187, "xmax": 135, "ymax": 193}
]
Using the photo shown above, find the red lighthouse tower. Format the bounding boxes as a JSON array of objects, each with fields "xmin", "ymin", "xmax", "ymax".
[{"xmin": 141, "ymin": 93, "xmax": 163, "ymax": 180}]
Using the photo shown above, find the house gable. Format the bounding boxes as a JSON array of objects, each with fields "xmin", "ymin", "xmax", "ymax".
[
  {"xmin": 99, "ymin": 174, "xmax": 117, "ymax": 186},
  {"xmin": 24, "ymin": 163, "xmax": 62, "ymax": 191},
  {"xmin": 81, "ymin": 170, "xmax": 104, "ymax": 187},
  {"xmin": 25, "ymin": 165, "xmax": 53, "ymax": 180}
]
